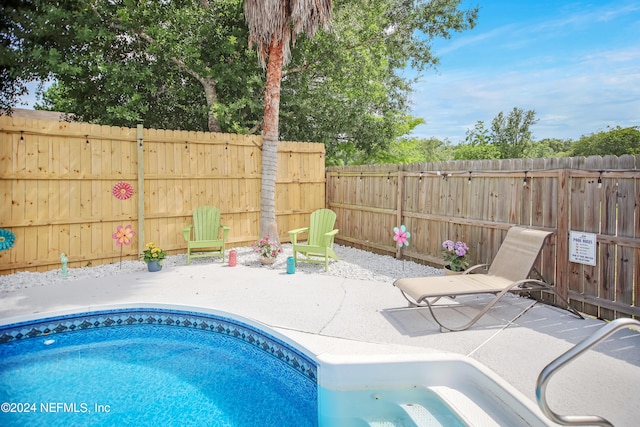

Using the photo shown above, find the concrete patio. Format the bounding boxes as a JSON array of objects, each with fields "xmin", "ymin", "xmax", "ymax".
[{"xmin": 1, "ymin": 259, "xmax": 639, "ymax": 426}]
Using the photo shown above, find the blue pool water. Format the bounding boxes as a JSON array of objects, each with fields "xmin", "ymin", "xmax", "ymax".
[{"xmin": 0, "ymin": 309, "xmax": 317, "ymax": 427}]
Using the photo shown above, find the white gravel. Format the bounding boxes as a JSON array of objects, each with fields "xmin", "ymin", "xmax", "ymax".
[{"xmin": 0, "ymin": 244, "xmax": 443, "ymax": 293}]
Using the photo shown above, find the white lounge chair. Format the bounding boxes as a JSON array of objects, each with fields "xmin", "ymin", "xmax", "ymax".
[{"xmin": 393, "ymin": 226, "xmax": 583, "ymax": 332}]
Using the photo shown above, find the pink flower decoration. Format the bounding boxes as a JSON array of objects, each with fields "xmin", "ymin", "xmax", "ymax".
[
  {"xmin": 393, "ymin": 225, "xmax": 410, "ymax": 247},
  {"xmin": 112, "ymin": 181, "xmax": 134, "ymax": 200},
  {"xmin": 113, "ymin": 225, "xmax": 135, "ymax": 246}
]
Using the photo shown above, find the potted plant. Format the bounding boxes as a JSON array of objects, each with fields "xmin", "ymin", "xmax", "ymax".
[
  {"xmin": 253, "ymin": 235, "xmax": 282, "ymax": 265},
  {"xmin": 442, "ymin": 240, "xmax": 470, "ymax": 273},
  {"xmin": 142, "ymin": 242, "xmax": 167, "ymax": 272}
]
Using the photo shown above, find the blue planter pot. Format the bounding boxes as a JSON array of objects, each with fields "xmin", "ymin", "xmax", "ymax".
[{"xmin": 147, "ymin": 260, "xmax": 162, "ymax": 272}]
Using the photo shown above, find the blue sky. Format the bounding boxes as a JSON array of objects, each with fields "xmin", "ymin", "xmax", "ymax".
[{"xmin": 409, "ymin": 0, "xmax": 640, "ymax": 143}]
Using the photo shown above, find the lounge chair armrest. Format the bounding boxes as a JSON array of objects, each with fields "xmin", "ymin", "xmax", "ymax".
[
  {"xmin": 183, "ymin": 225, "xmax": 193, "ymax": 242},
  {"xmin": 464, "ymin": 263, "xmax": 489, "ymax": 274}
]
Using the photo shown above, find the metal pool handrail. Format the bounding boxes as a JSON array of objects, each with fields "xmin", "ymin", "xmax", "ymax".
[{"xmin": 536, "ymin": 317, "xmax": 640, "ymax": 426}]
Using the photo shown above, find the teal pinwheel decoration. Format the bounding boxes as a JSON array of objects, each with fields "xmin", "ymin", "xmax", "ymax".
[
  {"xmin": 393, "ymin": 225, "xmax": 410, "ymax": 247},
  {"xmin": 0, "ymin": 228, "xmax": 16, "ymax": 252}
]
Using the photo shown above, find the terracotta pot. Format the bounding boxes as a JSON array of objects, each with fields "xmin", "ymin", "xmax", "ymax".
[{"xmin": 444, "ymin": 265, "xmax": 464, "ymax": 275}]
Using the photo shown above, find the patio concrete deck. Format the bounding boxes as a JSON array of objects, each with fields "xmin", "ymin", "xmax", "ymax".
[{"xmin": 1, "ymin": 260, "xmax": 639, "ymax": 426}]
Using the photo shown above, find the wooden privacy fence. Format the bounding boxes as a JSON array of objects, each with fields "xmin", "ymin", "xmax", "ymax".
[
  {"xmin": 0, "ymin": 116, "xmax": 326, "ymax": 274},
  {"xmin": 327, "ymin": 157, "xmax": 640, "ymax": 321}
]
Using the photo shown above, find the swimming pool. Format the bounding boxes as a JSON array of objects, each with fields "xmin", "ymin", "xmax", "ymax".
[
  {"xmin": 0, "ymin": 305, "xmax": 552, "ymax": 426},
  {"xmin": 0, "ymin": 307, "xmax": 317, "ymax": 427}
]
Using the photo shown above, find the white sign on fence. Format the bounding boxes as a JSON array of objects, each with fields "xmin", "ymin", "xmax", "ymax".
[{"xmin": 569, "ymin": 231, "xmax": 597, "ymax": 266}]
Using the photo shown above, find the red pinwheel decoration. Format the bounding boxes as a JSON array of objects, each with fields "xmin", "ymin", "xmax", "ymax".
[
  {"xmin": 393, "ymin": 225, "xmax": 410, "ymax": 247},
  {"xmin": 112, "ymin": 181, "xmax": 134, "ymax": 200}
]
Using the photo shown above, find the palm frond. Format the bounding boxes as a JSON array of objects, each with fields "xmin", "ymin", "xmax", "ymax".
[{"xmin": 244, "ymin": 0, "xmax": 332, "ymax": 68}]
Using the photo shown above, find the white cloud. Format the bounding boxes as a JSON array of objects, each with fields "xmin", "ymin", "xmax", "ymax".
[
  {"xmin": 409, "ymin": 2, "xmax": 640, "ymax": 143},
  {"xmin": 410, "ymin": 44, "xmax": 640, "ymax": 143}
]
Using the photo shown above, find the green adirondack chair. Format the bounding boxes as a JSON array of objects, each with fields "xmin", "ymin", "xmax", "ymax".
[
  {"xmin": 183, "ymin": 206, "xmax": 230, "ymax": 264},
  {"xmin": 288, "ymin": 209, "xmax": 339, "ymax": 271}
]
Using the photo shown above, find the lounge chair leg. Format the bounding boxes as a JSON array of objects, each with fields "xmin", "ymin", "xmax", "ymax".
[
  {"xmin": 517, "ymin": 280, "xmax": 584, "ymax": 320},
  {"xmin": 424, "ymin": 289, "xmax": 513, "ymax": 332},
  {"xmin": 401, "ymin": 291, "xmax": 442, "ymax": 308}
]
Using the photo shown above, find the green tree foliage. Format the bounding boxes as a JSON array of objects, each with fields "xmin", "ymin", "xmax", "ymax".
[
  {"xmin": 453, "ymin": 108, "xmax": 539, "ymax": 160},
  {"xmin": 524, "ymin": 138, "xmax": 572, "ymax": 158},
  {"xmin": 329, "ymin": 134, "xmax": 458, "ymax": 166},
  {"xmin": 453, "ymin": 120, "xmax": 500, "ymax": 160},
  {"xmin": 490, "ymin": 107, "xmax": 538, "ymax": 159},
  {"xmin": 570, "ymin": 126, "xmax": 640, "ymax": 156},
  {"xmin": 453, "ymin": 143, "xmax": 501, "ymax": 160},
  {"xmin": 5, "ymin": 0, "xmax": 262, "ymax": 132},
  {"xmin": 301, "ymin": 0, "xmax": 477, "ymax": 162},
  {"xmin": 336, "ymin": 115, "xmax": 426, "ymax": 165},
  {"xmin": 0, "ymin": 0, "xmax": 36, "ymax": 113},
  {"xmin": 3, "ymin": 0, "xmax": 477, "ymax": 165},
  {"xmin": 418, "ymin": 138, "xmax": 456, "ymax": 163}
]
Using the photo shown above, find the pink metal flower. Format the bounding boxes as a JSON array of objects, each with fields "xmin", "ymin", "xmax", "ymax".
[
  {"xmin": 112, "ymin": 181, "xmax": 134, "ymax": 200},
  {"xmin": 393, "ymin": 225, "xmax": 410, "ymax": 247},
  {"xmin": 112, "ymin": 225, "xmax": 135, "ymax": 246}
]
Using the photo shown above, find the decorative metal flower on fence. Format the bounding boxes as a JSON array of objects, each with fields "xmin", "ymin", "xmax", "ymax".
[
  {"xmin": 393, "ymin": 225, "xmax": 410, "ymax": 247},
  {"xmin": 112, "ymin": 181, "xmax": 134, "ymax": 200},
  {"xmin": 0, "ymin": 228, "xmax": 16, "ymax": 252}
]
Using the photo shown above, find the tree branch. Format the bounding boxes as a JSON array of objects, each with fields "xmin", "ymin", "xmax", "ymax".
[
  {"xmin": 90, "ymin": 3, "xmax": 213, "ymax": 87},
  {"xmin": 282, "ymin": 63, "xmax": 311, "ymax": 77},
  {"xmin": 247, "ymin": 120, "xmax": 263, "ymax": 135}
]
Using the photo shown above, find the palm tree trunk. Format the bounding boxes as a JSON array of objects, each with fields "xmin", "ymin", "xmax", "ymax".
[{"xmin": 260, "ymin": 36, "xmax": 284, "ymax": 241}]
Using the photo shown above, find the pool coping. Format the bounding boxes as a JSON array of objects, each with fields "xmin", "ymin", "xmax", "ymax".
[{"xmin": 0, "ymin": 303, "xmax": 318, "ymax": 383}]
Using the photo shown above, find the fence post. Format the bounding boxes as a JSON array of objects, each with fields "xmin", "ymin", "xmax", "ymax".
[
  {"xmin": 325, "ymin": 170, "xmax": 331, "ymax": 209},
  {"xmin": 396, "ymin": 170, "xmax": 404, "ymax": 259},
  {"xmin": 137, "ymin": 124, "xmax": 145, "ymax": 257},
  {"xmin": 556, "ymin": 168, "xmax": 569, "ymax": 300}
]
